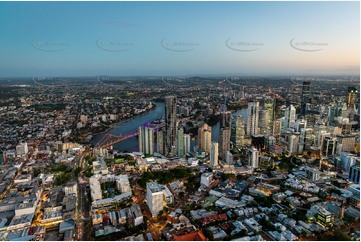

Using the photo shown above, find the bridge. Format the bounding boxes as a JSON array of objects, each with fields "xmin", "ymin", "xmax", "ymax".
[{"xmin": 95, "ymin": 130, "xmax": 139, "ymax": 148}]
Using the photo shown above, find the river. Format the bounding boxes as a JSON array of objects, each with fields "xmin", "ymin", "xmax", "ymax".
[{"xmin": 93, "ymin": 103, "xmax": 247, "ymax": 152}]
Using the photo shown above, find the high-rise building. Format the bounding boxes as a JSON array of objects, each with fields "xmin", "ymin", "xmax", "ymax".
[
  {"xmin": 322, "ymin": 136, "xmax": 338, "ymax": 157},
  {"xmin": 288, "ymin": 134, "xmax": 299, "ymax": 154},
  {"xmin": 248, "ymin": 147, "xmax": 259, "ymax": 170},
  {"xmin": 264, "ymin": 97, "xmax": 275, "ymax": 128},
  {"xmin": 220, "ymin": 111, "xmax": 231, "ymax": 129},
  {"xmin": 139, "ymin": 125, "xmax": 155, "ymax": 155},
  {"xmin": 235, "ymin": 115, "xmax": 245, "ymax": 149},
  {"xmin": 258, "ymin": 109, "xmax": 269, "ymax": 134},
  {"xmin": 219, "ymin": 127, "xmax": 231, "ymax": 160},
  {"xmin": 336, "ymin": 134, "xmax": 356, "ymax": 152},
  {"xmin": 183, "ymin": 134, "xmax": 191, "ymax": 155},
  {"xmin": 349, "ymin": 165, "xmax": 360, "ymax": 184},
  {"xmin": 157, "ymin": 130, "xmax": 164, "ymax": 154},
  {"xmin": 272, "ymin": 119, "xmax": 282, "ymax": 140},
  {"xmin": 247, "ymin": 102, "xmax": 260, "ymax": 136},
  {"xmin": 165, "ymin": 96, "xmax": 177, "ymax": 157},
  {"xmin": 198, "ymin": 124, "xmax": 212, "ymax": 154},
  {"xmin": 285, "ymin": 105, "xmax": 296, "ymax": 128},
  {"xmin": 301, "ymin": 81, "xmax": 311, "ymax": 116},
  {"xmin": 177, "ymin": 128, "xmax": 185, "ymax": 157},
  {"xmin": 340, "ymin": 152, "xmax": 360, "ymax": 172},
  {"xmin": 146, "ymin": 182, "xmax": 164, "ymax": 216},
  {"xmin": 210, "ymin": 142, "xmax": 219, "ymax": 168},
  {"xmin": 347, "ymin": 87, "xmax": 359, "ymax": 108}
]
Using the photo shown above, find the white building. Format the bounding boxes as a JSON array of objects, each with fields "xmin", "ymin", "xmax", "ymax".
[
  {"xmin": 89, "ymin": 176, "xmax": 102, "ymax": 201},
  {"xmin": 285, "ymin": 105, "xmax": 296, "ymax": 129},
  {"xmin": 247, "ymin": 102, "xmax": 260, "ymax": 136},
  {"xmin": 130, "ymin": 204, "xmax": 144, "ymax": 226},
  {"xmin": 183, "ymin": 134, "xmax": 191, "ymax": 155},
  {"xmin": 201, "ymin": 173, "xmax": 213, "ymax": 187},
  {"xmin": 139, "ymin": 125, "xmax": 155, "ymax": 155},
  {"xmin": 116, "ymin": 175, "xmax": 131, "ymax": 193},
  {"xmin": 146, "ymin": 182, "xmax": 164, "ymax": 216},
  {"xmin": 16, "ymin": 142, "xmax": 28, "ymax": 157},
  {"xmin": 210, "ymin": 142, "xmax": 219, "ymax": 168},
  {"xmin": 248, "ymin": 147, "xmax": 259, "ymax": 170},
  {"xmin": 63, "ymin": 182, "xmax": 78, "ymax": 196}
]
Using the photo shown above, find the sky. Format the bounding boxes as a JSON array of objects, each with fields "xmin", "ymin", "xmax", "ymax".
[{"xmin": 0, "ymin": 1, "xmax": 359, "ymax": 77}]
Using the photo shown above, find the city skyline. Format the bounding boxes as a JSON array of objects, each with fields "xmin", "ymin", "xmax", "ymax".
[{"xmin": 0, "ymin": 1, "xmax": 360, "ymax": 77}]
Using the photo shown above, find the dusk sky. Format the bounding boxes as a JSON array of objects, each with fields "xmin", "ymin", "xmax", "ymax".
[{"xmin": 0, "ymin": 1, "xmax": 359, "ymax": 77}]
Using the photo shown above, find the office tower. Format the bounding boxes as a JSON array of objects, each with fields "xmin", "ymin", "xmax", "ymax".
[
  {"xmin": 301, "ymin": 81, "xmax": 311, "ymax": 116},
  {"xmin": 220, "ymin": 111, "xmax": 231, "ymax": 129},
  {"xmin": 139, "ymin": 125, "xmax": 155, "ymax": 155},
  {"xmin": 219, "ymin": 127, "xmax": 231, "ymax": 160},
  {"xmin": 183, "ymin": 134, "xmax": 191, "ymax": 155},
  {"xmin": 285, "ymin": 105, "xmax": 296, "ymax": 128},
  {"xmin": 340, "ymin": 152, "xmax": 360, "ymax": 171},
  {"xmin": 327, "ymin": 106, "xmax": 337, "ymax": 125},
  {"xmin": 146, "ymin": 182, "xmax": 164, "ymax": 216},
  {"xmin": 157, "ymin": 130, "xmax": 164, "ymax": 154},
  {"xmin": 235, "ymin": 115, "xmax": 245, "ymax": 149},
  {"xmin": 336, "ymin": 134, "xmax": 357, "ymax": 152},
  {"xmin": 165, "ymin": 96, "xmax": 177, "ymax": 157},
  {"xmin": 258, "ymin": 109, "xmax": 269, "ymax": 134},
  {"xmin": 248, "ymin": 147, "xmax": 259, "ymax": 170},
  {"xmin": 295, "ymin": 119, "xmax": 307, "ymax": 132},
  {"xmin": 300, "ymin": 128, "xmax": 314, "ymax": 151},
  {"xmin": 210, "ymin": 142, "xmax": 219, "ymax": 168},
  {"xmin": 264, "ymin": 97, "xmax": 275, "ymax": 129},
  {"xmin": 198, "ymin": 124, "xmax": 212, "ymax": 154},
  {"xmin": 177, "ymin": 128, "xmax": 185, "ymax": 157},
  {"xmin": 247, "ymin": 102, "xmax": 260, "ymax": 136},
  {"xmin": 272, "ymin": 119, "xmax": 282, "ymax": 140},
  {"xmin": 322, "ymin": 136, "xmax": 338, "ymax": 157},
  {"xmin": 288, "ymin": 134, "xmax": 299, "ymax": 154},
  {"xmin": 347, "ymin": 87, "xmax": 358, "ymax": 108},
  {"xmin": 349, "ymin": 165, "xmax": 360, "ymax": 184}
]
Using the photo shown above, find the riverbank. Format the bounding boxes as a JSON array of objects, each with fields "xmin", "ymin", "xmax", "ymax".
[{"xmin": 90, "ymin": 103, "xmax": 160, "ymax": 141}]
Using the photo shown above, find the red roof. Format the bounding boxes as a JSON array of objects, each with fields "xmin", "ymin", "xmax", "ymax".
[{"xmin": 173, "ymin": 230, "xmax": 208, "ymax": 241}]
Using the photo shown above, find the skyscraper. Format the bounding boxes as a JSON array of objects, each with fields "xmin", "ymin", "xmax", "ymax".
[
  {"xmin": 247, "ymin": 102, "xmax": 260, "ymax": 136},
  {"xmin": 219, "ymin": 127, "xmax": 230, "ymax": 160},
  {"xmin": 272, "ymin": 119, "xmax": 282, "ymax": 140},
  {"xmin": 139, "ymin": 125, "xmax": 155, "ymax": 155},
  {"xmin": 347, "ymin": 87, "xmax": 358, "ymax": 108},
  {"xmin": 183, "ymin": 134, "xmax": 191, "ymax": 155},
  {"xmin": 165, "ymin": 96, "xmax": 177, "ymax": 157},
  {"xmin": 157, "ymin": 130, "xmax": 164, "ymax": 154},
  {"xmin": 258, "ymin": 109, "xmax": 269, "ymax": 134},
  {"xmin": 301, "ymin": 81, "xmax": 311, "ymax": 116},
  {"xmin": 284, "ymin": 105, "xmax": 296, "ymax": 128},
  {"xmin": 263, "ymin": 97, "xmax": 275, "ymax": 129},
  {"xmin": 210, "ymin": 142, "xmax": 219, "ymax": 168},
  {"xmin": 177, "ymin": 128, "xmax": 185, "ymax": 157},
  {"xmin": 198, "ymin": 123, "xmax": 212, "ymax": 154},
  {"xmin": 235, "ymin": 115, "xmax": 245, "ymax": 149},
  {"xmin": 220, "ymin": 111, "xmax": 231, "ymax": 129}
]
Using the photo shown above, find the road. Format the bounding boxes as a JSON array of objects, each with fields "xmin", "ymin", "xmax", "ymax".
[{"xmin": 76, "ymin": 150, "xmax": 92, "ymax": 240}]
